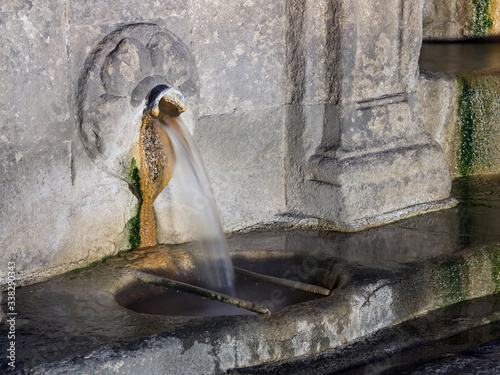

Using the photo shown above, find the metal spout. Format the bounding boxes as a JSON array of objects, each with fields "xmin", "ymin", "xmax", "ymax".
[{"xmin": 146, "ymin": 84, "xmax": 186, "ymax": 118}]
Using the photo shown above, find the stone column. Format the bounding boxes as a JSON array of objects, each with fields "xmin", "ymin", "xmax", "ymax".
[{"xmin": 286, "ymin": 0, "xmax": 453, "ymax": 230}]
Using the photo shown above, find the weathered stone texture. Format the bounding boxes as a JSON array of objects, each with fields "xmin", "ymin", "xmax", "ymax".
[
  {"xmin": 0, "ymin": 0, "xmax": 454, "ymax": 285},
  {"xmin": 188, "ymin": 0, "xmax": 287, "ymax": 116},
  {"xmin": 418, "ymin": 71, "xmax": 461, "ymax": 177},
  {"xmin": 418, "ymin": 71, "xmax": 500, "ymax": 178},
  {"xmin": 193, "ymin": 107, "xmax": 287, "ymax": 232},
  {"xmin": 286, "ymin": 0, "xmax": 451, "ymax": 228},
  {"xmin": 186, "ymin": 0, "xmax": 288, "ymax": 232},
  {"xmin": 0, "ymin": 2, "xmax": 128, "ymax": 283},
  {"xmin": 350, "ymin": 1, "xmax": 420, "ymax": 100},
  {"xmin": 423, "ymin": 0, "xmax": 500, "ymax": 39},
  {"xmin": 423, "ymin": 0, "xmax": 474, "ymax": 39}
]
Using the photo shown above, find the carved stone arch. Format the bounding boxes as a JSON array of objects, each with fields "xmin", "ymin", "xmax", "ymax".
[{"xmin": 75, "ymin": 23, "xmax": 199, "ymax": 180}]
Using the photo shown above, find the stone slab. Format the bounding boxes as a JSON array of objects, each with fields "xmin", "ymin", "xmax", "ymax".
[
  {"xmin": 418, "ymin": 71, "xmax": 461, "ymax": 177},
  {"xmin": 190, "ymin": 107, "xmax": 287, "ymax": 231},
  {"xmin": 4, "ymin": 241, "xmax": 500, "ymax": 374},
  {"xmin": 188, "ymin": 0, "xmax": 287, "ymax": 116}
]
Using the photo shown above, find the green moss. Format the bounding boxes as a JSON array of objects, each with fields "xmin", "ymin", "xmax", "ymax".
[
  {"xmin": 457, "ymin": 75, "xmax": 500, "ymax": 177},
  {"xmin": 126, "ymin": 158, "xmax": 142, "ymax": 249},
  {"xmin": 486, "ymin": 247, "xmax": 500, "ymax": 293},
  {"xmin": 458, "ymin": 78, "xmax": 476, "ymax": 176},
  {"xmin": 65, "ymin": 248, "xmax": 133, "ymax": 277},
  {"xmin": 127, "ymin": 157, "xmax": 142, "ymax": 200},
  {"xmin": 470, "ymin": 0, "xmax": 494, "ymax": 37},
  {"xmin": 65, "ymin": 259, "xmax": 103, "ymax": 277},
  {"xmin": 126, "ymin": 204, "xmax": 141, "ymax": 249},
  {"xmin": 433, "ymin": 256, "xmax": 471, "ymax": 305}
]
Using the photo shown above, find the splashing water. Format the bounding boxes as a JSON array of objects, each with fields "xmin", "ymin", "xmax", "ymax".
[{"xmin": 161, "ymin": 115, "xmax": 235, "ymax": 294}]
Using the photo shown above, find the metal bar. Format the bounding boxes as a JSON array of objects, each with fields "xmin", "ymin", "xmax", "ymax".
[
  {"xmin": 131, "ymin": 269, "xmax": 271, "ymax": 314},
  {"xmin": 233, "ymin": 267, "xmax": 331, "ymax": 296}
]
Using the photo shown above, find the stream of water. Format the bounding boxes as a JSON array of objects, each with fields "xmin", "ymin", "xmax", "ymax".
[{"xmin": 161, "ymin": 115, "xmax": 235, "ymax": 294}]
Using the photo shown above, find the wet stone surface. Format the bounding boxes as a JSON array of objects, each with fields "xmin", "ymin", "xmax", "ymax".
[
  {"xmin": 230, "ymin": 294, "xmax": 500, "ymax": 375},
  {"xmin": 2, "ymin": 174, "xmax": 500, "ymax": 373},
  {"xmin": 408, "ymin": 340, "xmax": 500, "ymax": 375}
]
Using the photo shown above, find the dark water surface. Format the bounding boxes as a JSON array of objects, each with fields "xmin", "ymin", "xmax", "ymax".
[
  {"xmin": 226, "ymin": 174, "xmax": 500, "ymax": 270},
  {"xmin": 126, "ymin": 273, "xmax": 322, "ymax": 316},
  {"xmin": 419, "ymin": 41, "xmax": 500, "ymax": 74}
]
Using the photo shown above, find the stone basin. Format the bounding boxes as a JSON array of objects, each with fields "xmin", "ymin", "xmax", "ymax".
[
  {"xmin": 2, "ymin": 174, "xmax": 500, "ymax": 374},
  {"xmin": 115, "ymin": 247, "xmax": 337, "ymax": 317}
]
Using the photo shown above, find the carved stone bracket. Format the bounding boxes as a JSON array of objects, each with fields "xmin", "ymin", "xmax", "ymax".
[{"xmin": 75, "ymin": 23, "xmax": 199, "ymax": 180}]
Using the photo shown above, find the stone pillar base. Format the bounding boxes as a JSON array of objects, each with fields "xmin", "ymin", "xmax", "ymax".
[
  {"xmin": 283, "ymin": 0, "xmax": 453, "ymax": 231},
  {"xmin": 290, "ymin": 141, "xmax": 454, "ymax": 231}
]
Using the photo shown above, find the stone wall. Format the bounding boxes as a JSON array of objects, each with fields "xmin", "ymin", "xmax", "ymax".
[
  {"xmin": 0, "ymin": 1, "xmax": 289, "ymax": 285},
  {"xmin": 0, "ymin": 0, "xmax": 452, "ymax": 286},
  {"xmin": 418, "ymin": 71, "xmax": 500, "ymax": 178},
  {"xmin": 423, "ymin": 0, "xmax": 500, "ymax": 40},
  {"xmin": 420, "ymin": 0, "xmax": 500, "ymax": 177}
]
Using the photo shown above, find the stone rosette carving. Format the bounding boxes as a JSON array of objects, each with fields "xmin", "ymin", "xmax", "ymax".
[{"xmin": 76, "ymin": 23, "xmax": 199, "ymax": 179}]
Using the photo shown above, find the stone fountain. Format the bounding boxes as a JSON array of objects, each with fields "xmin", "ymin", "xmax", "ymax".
[
  {"xmin": 1, "ymin": 2, "xmax": 457, "ymax": 288},
  {"xmin": 2, "ymin": 1, "xmax": 500, "ymax": 373}
]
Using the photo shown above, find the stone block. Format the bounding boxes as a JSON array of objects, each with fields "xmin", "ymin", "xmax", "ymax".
[
  {"xmin": 285, "ymin": 0, "xmax": 452, "ymax": 230},
  {"xmin": 0, "ymin": 139, "xmax": 130, "ymax": 284},
  {"xmin": 337, "ymin": 0, "xmax": 423, "ymax": 102},
  {"xmin": 336, "ymin": 94, "xmax": 427, "ymax": 153},
  {"xmin": 190, "ymin": 107, "xmax": 287, "ymax": 231},
  {"xmin": 306, "ymin": 142, "xmax": 451, "ymax": 225},
  {"xmin": 423, "ymin": 0, "xmax": 500, "ymax": 39},
  {"xmin": 418, "ymin": 71, "xmax": 461, "ymax": 176},
  {"xmin": 66, "ymin": 0, "xmax": 187, "ymax": 31},
  {"xmin": 423, "ymin": 0, "xmax": 474, "ymax": 39},
  {"xmin": 418, "ymin": 71, "xmax": 500, "ymax": 177},
  {"xmin": 188, "ymin": 0, "xmax": 287, "ymax": 116},
  {"xmin": 0, "ymin": 3, "xmax": 72, "ymax": 148}
]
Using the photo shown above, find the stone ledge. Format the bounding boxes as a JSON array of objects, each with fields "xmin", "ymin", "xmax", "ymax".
[
  {"xmin": 297, "ymin": 141, "xmax": 452, "ymax": 226},
  {"xmin": 17, "ymin": 243, "xmax": 500, "ymax": 374},
  {"xmin": 226, "ymin": 196, "xmax": 457, "ymax": 234},
  {"xmin": 317, "ymin": 197, "xmax": 458, "ymax": 232}
]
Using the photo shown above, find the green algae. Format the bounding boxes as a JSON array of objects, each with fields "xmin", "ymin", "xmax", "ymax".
[
  {"xmin": 470, "ymin": 0, "xmax": 494, "ymax": 37},
  {"xmin": 126, "ymin": 158, "xmax": 142, "ymax": 249},
  {"xmin": 486, "ymin": 246, "xmax": 500, "ymax": 293},
  {"xmin": 457, "ymin": 75, "xmax": 500, "ymax": 176},
  {"xmin": 458, "ymin": 78, "xmax": 476, "ymax": 176},
  {"xmin": 66, "ymin": 250, "xmax": 131, "ymax": 276},
  {"xmin": 126, "ymin": 204, "xmax": 141, "ymax": 249},
  {"xmin": 433, "ymin": 256, "xmax": 471, "ymax": 305},
  {"xmin": 127, "ymin": 157, "xmax": 143, "ymax": 200},
  {"xmin": 432, "ymin": 247, "xmax": 500, "ymax": 306}
]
